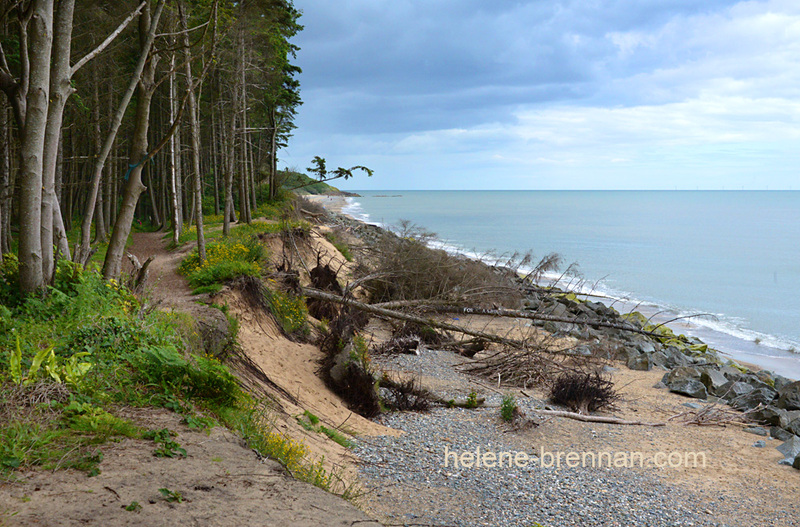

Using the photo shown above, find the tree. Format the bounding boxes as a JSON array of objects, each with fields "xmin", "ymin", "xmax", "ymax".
[{"xmin": 299, "ymin": 156, "xmax": 373, "ymax": 190}]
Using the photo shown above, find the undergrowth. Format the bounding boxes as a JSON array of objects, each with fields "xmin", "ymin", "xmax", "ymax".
[{"xmin": 0, "ymin": 259, "xmax": 357, "ymax": 499}]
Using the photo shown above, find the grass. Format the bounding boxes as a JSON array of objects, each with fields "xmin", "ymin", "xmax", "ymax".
[
  {"xmin": 323, "ymin": 232, "xmax": 353, "ymax": 262},
  {"xmin": 0, "ymin": 257, "xmax": 358, "ymax": 500},
  {"xmin": 296, "ymin": 410, "xmax": 355, "ymax": 449}
]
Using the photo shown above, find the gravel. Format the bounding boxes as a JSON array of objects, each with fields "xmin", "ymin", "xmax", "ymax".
[{"xmin": 355, "ymin": 349, "xmax": 733, "ymax": 527}]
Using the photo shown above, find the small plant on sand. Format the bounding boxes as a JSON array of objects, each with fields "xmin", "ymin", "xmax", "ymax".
[
  {"xmin": 465, "ymin": 390, "xmax": 479, "ymax": 409},
  {"xmin": 144, "ymin": 428, "xmax": 186, "ymax": 458},
  {"xmin": 500, "ymin": 394, "xmax": 517, "ymax": 422},
  {"xmin": 319, "ymin": 426, "xmax": 354, "ymax": 449},
  {"xmin": 124, "ymin": 501, "xmax": 142, "ymax": 512},
  {"xmin": 158, "ymin": 488, "xmax": 184, "ymax": 503}
]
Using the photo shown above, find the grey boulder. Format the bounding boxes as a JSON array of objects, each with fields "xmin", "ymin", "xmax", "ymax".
[
  {"xmin": 777, "ymin": 381, "xmax": 800, "ymax": 411},
  {"xmin": 662, "ymin": 367, "xmax": 707, "ymax": 400},
  {"xmin": 777, "ymin": 436, "xmax": 800, "ymax": 465}
]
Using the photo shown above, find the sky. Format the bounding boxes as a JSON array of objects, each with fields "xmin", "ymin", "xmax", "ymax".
[{"xmin": 282, "ymin": 0, "xmax": 800, "ymax": 190}]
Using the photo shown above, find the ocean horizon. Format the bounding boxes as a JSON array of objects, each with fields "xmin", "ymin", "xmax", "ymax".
[{"xmin": 341, "ymin": 190, "xmax": 800, "ymax": 378}]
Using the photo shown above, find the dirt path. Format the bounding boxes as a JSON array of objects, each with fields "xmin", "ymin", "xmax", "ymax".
[{"xmin": 127, "ymin": 231, "xmax": 195, "ymax": 309}]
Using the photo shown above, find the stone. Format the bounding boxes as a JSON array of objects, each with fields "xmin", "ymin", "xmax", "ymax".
[
  {"xmin": 719, "ymin": 365, "xmax": 743, "ymax": 380},
  {"xmin": 653, "ymin": 381, "xmax": 668, "ymax": 389},
  {"xmin": 771, "ymin": 426, "xmax": 794, "ymax": 442},
  {"xmin": 662, "ymin": 367, "xmax": 707, "ymax": 399},
  {"xmin": 794, "ymin": 455, "xmax": 800, "ymax": 470},
  {"xmin": 749, "ymin": 406, "xmax": 789, "ymax": 427},
  {"xmin": 615, "ymin": 346, "xmax": 640, "ymax": 363},
  {"xmin": 730, "ymin": 387, "xmax": 778, "ymax": 412},
  {"xmin": 699, "ymin": 368, "xmax": 728, "ymax": 393},
  {"xmin": 716, "ymin": 381, "xmax": 754, "ymax": 400},
  {"xmin": 682, "ymin": 402, "xmax": 704, "ymax": 409},
  {"xmin": 662, "ymin": 346, "xmax": 691, "ymax": 368},
  {"xmin": 777, "ymin": 381, "xmax": 800, "ymax": 411},
  {"xmin": 777, "ymin": 436, "xmax": 800, "ymax": 465},
  {"xmin": 568, "ymin": 345, "xmax": 593, "ymax": 357},
  {"xmin": 752, "ymin": 440, "xmax": 766, "ymax": 448},
  {"xmin": 785, "ymin": 418, "xmax": 800, "ymax": 437},
  {"xmin": 195, "ymin": 305, "xmax": 234, "ymax": 356},
  {"xmin": 744, "ymin": 426, "xmax": 768, "ymax": 437},
  {"xmin": 634, "ymin": 340, "xmax": 656, "ymax": 354},
  {"xmin": 773, "ymin": 375, "xmax": 794, "ymax": 392},
  {"xmin": 627, "ymin": 354, "xmax": 652, "ymax": 371},
  {"xmin": 544, "ymin": 301, "xmax": 568, "ymax": 318}
]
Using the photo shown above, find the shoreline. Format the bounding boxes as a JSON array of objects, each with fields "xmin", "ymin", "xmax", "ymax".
[
  {"xmin": 309, "ymin": 192, "xmax": 800, "ymax": 526},
  {"xmin": 309, "ymin": 193, "xmax": 800, "ymax": 381}
]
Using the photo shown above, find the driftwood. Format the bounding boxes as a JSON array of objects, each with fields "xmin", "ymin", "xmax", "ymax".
[{"xmin": 533, "ymin": 409, "xmax": 665, "ymax": 427}]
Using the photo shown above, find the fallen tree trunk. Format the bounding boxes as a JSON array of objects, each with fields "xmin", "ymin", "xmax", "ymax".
[
  {"xmin": 533, "ymin": 409, "xmax": 665, "ymax": 427},
  {"xmin": 301, "ymin": 287, "xmax": 525, "ymax": 348},
  {"xmin": 401, "ymin": 304, "xmax": 661, "ymax": 338},
  {"xmin": 302, "ymin": 287, "xmax": 659, "ymax": 343}
]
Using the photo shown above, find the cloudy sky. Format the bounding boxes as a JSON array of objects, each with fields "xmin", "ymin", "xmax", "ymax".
[{"xmin": 282, "ymin": 0, "xmax": 800, "ymax": 190}]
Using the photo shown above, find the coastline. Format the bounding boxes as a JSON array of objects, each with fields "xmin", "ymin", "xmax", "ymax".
[
  {"xmin": 305, "ymin": 193, "xmax": 800, "ymax": 526},
  {"xmin": 309, "ymin": 193, "xmax": 800, "ymax": 381}
]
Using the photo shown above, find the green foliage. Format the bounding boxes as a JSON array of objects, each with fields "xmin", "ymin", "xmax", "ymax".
[
  {"xmin": 143, "ymin": 429, "xmax": 186, "ymax": 458},
  {"xmin": 304, "ymin": 156, "xmax": 373, "ymax": 186},
  {"xmin": 158, "ymin": 488, "xmax": 184, "ymax": 503},
  {"xmin": 132, "ymin": 345, "xmax": 240, "ymax": 407},
  {"xmin": 500, "ymin": 395, "xmax": 517, "ymax": 422},
  {"xmin": 303, "ymin": 410, "xmax": 319, "ymax": 425},
  {"xmin": 277, "ymin": 170, "xmax": 339, "ymax": 195},
  {"xmin": 465, "ymin": 390, "xmax": 479, "ymax": 409},
  {"xmin": 323, "ymin": 232, "xmax": 353, "ymax": 261},
  {"xmin": 267, "ymin": 289, "xmax": 309, "ymax": 337},
  {"xmin": 62, "ymin": 401, "xmax": 139, "ymax": 440},
  {"xmin": 124, "ymin": 501, "xmax": 142, "ymax": 512},
  {"xmin": 182, "ymin": 414, "xmax": 216, "ymax": 431},
  {"xmin": 178, "ymin": 222, "xmax": 278, "ymax": 287},
  {"xmin": 319, "ymin": 426, "xmax": 354, "ymax": 449},
  {"xmin": 0, "ymin": 254, "xmax": 21, "ymax": 306},
  {"xmin": 191, "ymin": 284, "xmax": 223, "ymax": 296}
]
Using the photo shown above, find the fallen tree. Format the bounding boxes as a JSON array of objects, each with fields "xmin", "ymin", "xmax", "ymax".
[{"xmin": 301, "ymin": 286, "xmax": 659, "ymax": 342}]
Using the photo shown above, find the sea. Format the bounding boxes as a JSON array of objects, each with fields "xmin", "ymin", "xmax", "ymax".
[{"xmin": 341, "ymin": 190, "xmax": 800, "ymax": 380}]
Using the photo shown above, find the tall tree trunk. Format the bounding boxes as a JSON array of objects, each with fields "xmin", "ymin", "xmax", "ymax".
[
  {"xmin": 78, "ymin": 0, "xmax": 164, "ymax": 266},
  {"xmin": 103, "ymin": 0, "xmax": 165, "ymax": 280},
  {"xmin": 222, "ymin": 107, "xmax": 236, "ymax": 236},
  {"xmin": 168, "ymin": 51, "xmax": 181, "ymax": 246},
  {"xmin": 211, "ymin": 104, "xmax": 220, "ymax": 215},
  {"xmin": 92, "ymin": 64, "xmax": 106, "ymax": 242},
  {"xmin": 40, "ymin": 0, "xmax": 74, "ymax": 282},
  {"xmin": 0, "ymin": 99, "xmax": 8, "ymax": 257},
  {"xmin": 268, "ymin": 107, "xmax": 277, "ymax": 200},
  {"xmin": 18, "ymin": 0, "xmax": 55, "ymax": 292},
  {"xmin": 180, "ymin": 1, "xmax": 205, "ymax": 262}
]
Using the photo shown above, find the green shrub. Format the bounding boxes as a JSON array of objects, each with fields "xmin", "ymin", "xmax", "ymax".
[
  {"xmin": 500, "ymin": 395, "xmax": 517, "ymax": 422},
  {"xmin": 179, "ymin": 240, "xmax": 264, "ymax": 288},
  {"xmin": 267, "ymin": 289, "xmax": 309, "ymax": 336}
]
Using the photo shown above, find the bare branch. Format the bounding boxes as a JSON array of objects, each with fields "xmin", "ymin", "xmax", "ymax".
[{"xmin": 71, "ymin": 1, "xmax": 146, "ymax": 76}]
